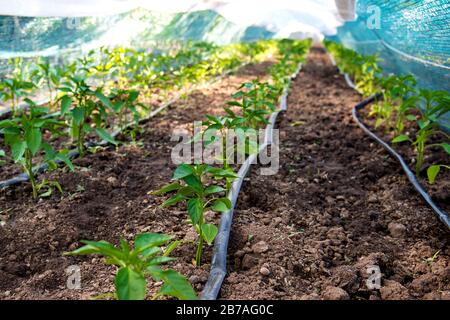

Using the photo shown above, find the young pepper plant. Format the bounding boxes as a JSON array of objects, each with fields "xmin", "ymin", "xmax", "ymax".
[
  {"xmin": 393, "ymin": 90, "xmax": 450, "ymax": 179},
  {"xmin": 59, "ymin": 76, "xmax": 117, "ymax": 157},
  {"xmin": 199, "ymin": 113, "xmax": 250, "ymax": 195},
  {"xmin": 64, "ymin": 233, "xmax": 197, "ymax": 300},
  {"xmin": 31, "ymin": 59, "xmax": 65, "ymax": 109},
  {"xmin": 372, "ymin": 74, "xmax": 417, "ymax": 132},
  {"xmin": 0, "ymin": 77, "xmax": 35, "ymax": 116},
  {"xmin": 108, "ymin": 89, "xmax": 148, "ymax": 141},
  {"xmin": 153, "ymin": 164, "xmax": 237, "ymax": 266},
  {"xmin": 0, "ymin": 99, "xmax": 74, "ymax": 198},
  {"xmin": 228, "ymin": 80, "xmax": 279, "ymax": 129}
]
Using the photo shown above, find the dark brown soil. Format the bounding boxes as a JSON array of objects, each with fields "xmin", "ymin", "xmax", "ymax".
[
  {"xmin": 0, "ymin": 61, "xmax": 273, "ymax": 300},
  {"xmin": 219, "ymin": 47, "xmax": 450, "ymax": 300}
]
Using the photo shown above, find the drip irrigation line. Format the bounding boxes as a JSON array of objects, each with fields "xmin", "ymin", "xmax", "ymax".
[
  {"xmin": 330, "ymin": 50, "xmax": 450, "ymax": 230},
  {"xmin": 0, "ymin": 63, "xmax": 247, "ymax": 190},
  {"xmin": 201, "ymin": 64, "xmax": 302, "ymax": 300}
]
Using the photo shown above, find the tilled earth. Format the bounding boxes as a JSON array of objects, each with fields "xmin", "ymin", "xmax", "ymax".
[{"xmin": 219, "ymin": 47, "xmax": 449, "ymax": 300}]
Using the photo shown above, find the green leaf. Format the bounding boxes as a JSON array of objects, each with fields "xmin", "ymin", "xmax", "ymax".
[
  {"xmin": 151, "ymin": 182, "xmax": 182, "ymax": 195},
  {"xmin": 95, "ymin": 128, "xmax": 118, "ymax": 145},
  {"xmin": 95, "ymin": 91, "xmax": 113, "ymax": 109},
  {"xmin": 60, "ymin": 95, "xmax": 72, "ymax": 115},
  {"xmin": 223, "ymin": 107, "xmax": 236, "ymax": 117},
  {"xmin": 163, "ymin": 240, "xmax": 183, "ymax": 257},
  {"xmin": 11, "ymin": 141, "xmax": 26, "ymax": 162},
  {"xmin": 0, "ymin": 149, "xmax": 5, "ymax": 157},
  {"xmin": 427, "ymin": 165, "xmax": 441, "ymax": 185},
  {"xmin": 115, "ymin": 267, "xmax": 146, "ymax": 300},
  {"xmin": 51, "ymin": 180, "xmax": 63, "ymax": 194},
  {"xmin": 440, "ymin": 143, "xmax": 450, "ymax": 155},
  {"xmin": 392, "ymin": 135, "xmax": 411, "ymax": 143},
  {"xmin": 227, "ymin": 101, "xmax": 243, "ymax": 107},
  {"xmin": 25, "ymin": 128, "xmax": 41, "ymax": 156},
  {"xmin": 71, "ymin": 107, "xmax": 85, "ymax": 125},
  {"xmin": 156, "ymin": 269, "xmax": 197, "ymax": 300},
  {"xmin": 134, "ymin": 233, "xmax": 172, "ymax": 255},
  {"xmin": 128, "ymin": 90, "xmax": 139, "ymax": 102},
  {"xmin": 177, "ymin": 186, "xmax": 196, "ymax": 197},
  {"xmin": 182, "ymin": 174, "xmax": 202, "ymax": 190},
  {"xmin": 187, "ymin": 198, "xmax": 203, "ymax": 225},
  {"xmin": 39, "ymin": 188, "xmax": 52, "ymax": 198},
  {"xmin": 172, "ymin": 164, "xmax": 195, "ymax": 180},
  {"xmin": 58, "ymin": 86, "xmax": 72, "ymax": 93},
  {"xmin": 113, "ymin": 101, "xmax": 124, "ymax": 113},
  {"xmin": 63, "ymin": 240, "xmax": 111, "ymax": 256},
  {"xmin": 161, "ymin": 194, "xmax": 186, "ymax": 207},
  {"xmin": 146, "ymin": 256, "xmax": 176, "ymax": 266},
  {"xmin": 206, "ymin": 167, "xmax": 239, "ymax": 179},
  {"xmin": 42, "ymin": 143, "xmax": 57, "ymax": 161},
  {"xmin": 76, "ymin": 240, "xmax": 125, "ymax": 261},
  {"xmin": 55, "ymin": 152, "xmax": 74, "ymax": 171},
  {"xmin": 211, "ymin": 198, "xmax": 232, "ymax": 212},
  {"xmin": 0, "ymin": 119, "xmax": 16, "ymax": 128},
  {"xmin": 205, "ymin": 185, "xmax": 225, "ymax": 195},
  {"xmin": 1, "ymin": 125, "xmax": 20, "ymax": 136},
  {"xmin": 201, "ymin": 224, "xmax": 218, "ymax": 245}
]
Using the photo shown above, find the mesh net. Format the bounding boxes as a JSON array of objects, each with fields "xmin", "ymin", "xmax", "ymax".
[
  {"xmin": 0, "ymin": 9, "xmax": 274, "ymax": 59},
  {"xmin": 327, "ymin": 0, "xmax": 450, "ymax": 93}
]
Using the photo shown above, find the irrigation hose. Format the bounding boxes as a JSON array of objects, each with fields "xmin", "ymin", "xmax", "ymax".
[{"xmin": 201, "ymin": 64, "xmax": 302, "ymax": 300}]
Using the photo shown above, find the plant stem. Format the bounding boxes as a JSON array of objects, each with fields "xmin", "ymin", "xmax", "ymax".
[
  {"xmin": 222, "ymin": 132, "xmax": 231, "ymax": 195},
  {"xmin": 195, "ymin": 227, "xmax": 203, "ymax": 267},
  {"xmin": 416, "ymin": 141, "xmax": 424, "ymax": 177},
  {"xmin": 25, "ymin": 149, "xmax": 38, "ymax": 198},
  {"xmin": 77, "ymin": 122, "xmax": 85, "ymax": 157}
]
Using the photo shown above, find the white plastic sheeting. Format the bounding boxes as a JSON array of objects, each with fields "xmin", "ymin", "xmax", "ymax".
[{"xmin": 0, "ymin": 0, "xmax": 356, "ymax": 39}]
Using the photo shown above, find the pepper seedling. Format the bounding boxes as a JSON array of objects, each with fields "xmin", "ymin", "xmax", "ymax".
[
  {"xmin": 108, "ymin": 88, "xmax": 148, "ymax": 139},
  {"xmin": 393, "ymin": 90, "xmax": 450, "ymax": 179},
  {"xmin": 59, "ymin": 76, "xmax": 117, "ymax": 157},
  {"xmin": 31, "ymin": 59, "xmax": 65, "ymax": 109},
  {"xmin": 64, "ymin": 232, "xmax": 197, "ymax": 300},
  {"xmin": 372, "ymin": 74, "xmax": 417, "ymax": 132},
  {"xmin": 228, "ymin": 80, "xmax": 279, "ymax": 129},
  {"xmin": 0, "ymin": 77, "xmax": 35, "ymax": 116},
  {"xmin": 152, "ymin": 164, "xmax": 237, "ymax": 266},
  {"xmin": 0, "ymin": 99, "xmax": 73, "ymax": 198},
  {"xmin": 199, "ymin": 113, "xmax": 251, "ymax": 195}
]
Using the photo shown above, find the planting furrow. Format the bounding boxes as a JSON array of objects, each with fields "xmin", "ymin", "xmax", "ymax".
[{"xmin": 219, "ymin": 47, "xmax": 449, "ymax": 300}]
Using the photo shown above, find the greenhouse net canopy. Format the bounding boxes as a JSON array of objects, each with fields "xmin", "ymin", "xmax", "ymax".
[{"xmin": 0, "ymin": 0, "xmax": 449, "ymax": 93}]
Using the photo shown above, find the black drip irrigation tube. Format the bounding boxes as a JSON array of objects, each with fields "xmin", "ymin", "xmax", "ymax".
[
  {"xmin": 201, "ymin": 63, "xmax": 302, "ymax": 300},
  {"xmin": 328, "ymin": 53, "xmax": 450, "ymax": 230},
  {"xmin": 0, "ymin": 64, "xmax": 246, "ymax": 190}
]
